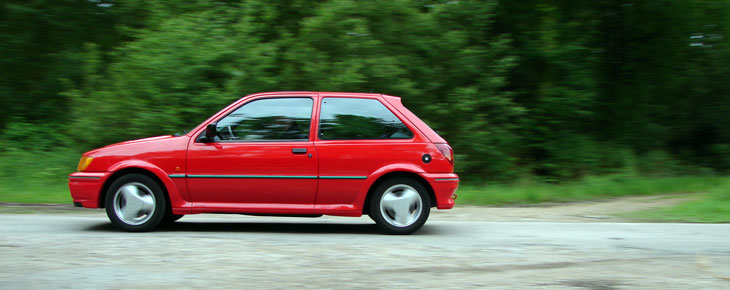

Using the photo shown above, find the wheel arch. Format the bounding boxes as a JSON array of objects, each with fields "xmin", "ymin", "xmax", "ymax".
[
  {"xmin": 362, "ymin": 171, "xmax": 436, "ymax": 215},
  {"xmin": 99, "ymin": 167, "xmax": 169, "ymax": 209}
]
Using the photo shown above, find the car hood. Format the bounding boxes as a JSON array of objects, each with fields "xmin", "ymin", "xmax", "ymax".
[
  {"xmin": 85, "ymin": 135, "xmax": 183, "ymax": 156},
  {"xmin": 105, "ymin": 135, "xmax": 176, "ymax": 147}
]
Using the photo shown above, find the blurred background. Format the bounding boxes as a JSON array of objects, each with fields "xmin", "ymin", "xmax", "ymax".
[{"xmin": 0, "ymin": 0, "xmax": 728, "ymax": 220}]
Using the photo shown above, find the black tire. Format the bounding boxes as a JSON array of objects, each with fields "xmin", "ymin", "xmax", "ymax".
[
  {"xmin": 105, "ymin": 174, "xmax": 167, "ymax": 232},
  {"xmin": 162, "ymin": 214, "xmax": 184, "ymax": 224},
  {"xmin": 369, "ymin": 177, "xmax": 431, "ymax": 235}
]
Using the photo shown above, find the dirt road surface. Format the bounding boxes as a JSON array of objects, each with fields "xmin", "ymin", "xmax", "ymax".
[{"xmin": 1, "ymin": 197, "xmax": 728, "ymax": 289}]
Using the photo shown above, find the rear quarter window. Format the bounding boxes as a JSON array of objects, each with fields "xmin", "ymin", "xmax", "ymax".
[{"xmin": 318, "ymin": 98, "xmax": 413, "ymax": 140}]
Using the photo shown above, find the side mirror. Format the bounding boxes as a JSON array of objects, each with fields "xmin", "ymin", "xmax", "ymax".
[{"xmin": 202, "ymin": 122, "xmax": 217, "ymax": 142}]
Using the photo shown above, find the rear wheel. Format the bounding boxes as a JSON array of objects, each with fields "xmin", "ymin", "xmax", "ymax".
[
  {"xmin": 369, "ymin": 177, "xmax": 430, "ymax": 235},
  {"xmin": 105, "ymin": 174, "xmax": 166, "ymax": 232}
]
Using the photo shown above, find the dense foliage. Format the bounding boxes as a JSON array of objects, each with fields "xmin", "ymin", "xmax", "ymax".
[{"xmin": 1, "ymin": 0, "xmax": 729, "ymax": 182}]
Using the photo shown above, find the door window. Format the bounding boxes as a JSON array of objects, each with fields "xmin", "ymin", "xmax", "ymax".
[
  {"xmin": 318, "ymin": 98, "xmax": 413, "ymax": 140},
  {"xmin": 213, "ymin": 98, "xmax": 313, "ymax": 141}
]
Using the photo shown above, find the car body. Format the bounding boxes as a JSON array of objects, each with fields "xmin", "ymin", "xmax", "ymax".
[{"xmin": 69, "ymin": 92, "xmax": 459, "ymax": 234}]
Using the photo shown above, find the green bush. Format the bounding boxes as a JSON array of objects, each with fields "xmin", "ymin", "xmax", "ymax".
[{"xmin": 2, "ymin": 0, "xmax": 730, "ymax": 187}]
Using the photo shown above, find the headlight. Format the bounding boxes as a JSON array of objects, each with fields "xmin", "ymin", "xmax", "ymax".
[{"xmin": 77, "ymin": 156, "xmax": 94, "ymax": 171}]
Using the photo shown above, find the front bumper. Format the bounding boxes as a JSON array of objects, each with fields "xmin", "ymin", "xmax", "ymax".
[
  {"xmin": 419, "ymin": 172, "xmax": 459, "ymax": 209},
  {"xmin": 68, "ymin": 172, "xmax": 110, "ymax": 208}
]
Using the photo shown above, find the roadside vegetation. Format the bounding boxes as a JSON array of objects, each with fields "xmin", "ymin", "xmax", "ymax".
[
  {"xmin": 0, "ymin": 149, "xmax": 79, "ymax": 204},
  {"xmin": 2, "ymin": 156, "xmax": 729, "ymax": 223},
  {"xmin": 1, "ymin": 1, "xmax": 729, "ymax": 222},
  {"xmin": 457, "ymin": 175, "xmax": 727, "ymax": 205},
  {"xmin": 458, "ymin": 175, "xmax": 730, "ymax": 223},
  {"xmin": 624, "ymin": 190, "xmax": 730, "ymax": 223}
]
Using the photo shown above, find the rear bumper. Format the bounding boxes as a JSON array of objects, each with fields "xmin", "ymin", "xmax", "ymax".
[
  {"xmin": 419, "ymin": 172, "xmax": 459, "ymax": 209},
  {"xmin": 68, "ymin": 172, "xmax": 110, "ymax": 208}
]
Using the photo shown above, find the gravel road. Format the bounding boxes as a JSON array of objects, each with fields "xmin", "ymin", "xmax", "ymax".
[{"xmin": 1, "ymin": 204, "xmax": 729, "ymax": 289}]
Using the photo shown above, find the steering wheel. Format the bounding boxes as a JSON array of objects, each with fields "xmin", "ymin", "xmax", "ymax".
[{"xmin": 220, "ymin": 125, "xmax": 239, "ymax": 140}]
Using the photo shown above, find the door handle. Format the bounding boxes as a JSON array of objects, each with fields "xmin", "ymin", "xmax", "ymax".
[{"xmin": 292, "ymin": 148, "xmax": 307, "ymax": 154}]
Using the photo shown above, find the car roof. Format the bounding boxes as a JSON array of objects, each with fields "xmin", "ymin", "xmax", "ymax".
[{"xmin": 248, "ymin": 91, "xmax": 392, "ymax": 98}]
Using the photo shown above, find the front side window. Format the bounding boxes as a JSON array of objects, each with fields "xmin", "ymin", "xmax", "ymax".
[
  {"xmin": 214, "ymin": 97, "xmax": 313, "ymax": 141},
  {"xmin": 318, "ymin": 98, "xmax": 413, "ymax": 140}
]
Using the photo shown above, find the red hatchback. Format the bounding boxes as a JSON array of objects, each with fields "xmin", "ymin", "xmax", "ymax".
[{"xmin": 69, "ymin": 92, "xmax": 459, "ymax": 234}]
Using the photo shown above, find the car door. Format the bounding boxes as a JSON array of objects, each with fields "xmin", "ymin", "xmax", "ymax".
[
  {"xmin": 313, "ymin": 96, "xmax": 423, "ymax": 207},
  {"xmin": 186, "ymin": 96, "xmax": 318, "ymax": 209}
]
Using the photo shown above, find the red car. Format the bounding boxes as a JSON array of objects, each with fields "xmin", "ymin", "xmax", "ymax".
[{"xmin": 69, "ymin": 92, "xmax": 459, "ymax": 234}]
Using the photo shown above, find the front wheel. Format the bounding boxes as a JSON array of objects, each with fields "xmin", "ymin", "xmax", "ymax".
[
  {"xmin": 105, "ymin": 174, "xmax": 167, "ymax": 232},
  {"xmin": 369, "ymin": 177, "xmax": 431, "ymax": 235},
  {"xmin": 161, "ymin": 213, "xmax": 184, "ymax": 226}
]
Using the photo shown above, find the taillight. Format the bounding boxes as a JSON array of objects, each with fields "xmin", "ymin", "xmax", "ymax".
[{"xmin": 435, "ymin": 143, "xmax": 453, "ymax": 164}]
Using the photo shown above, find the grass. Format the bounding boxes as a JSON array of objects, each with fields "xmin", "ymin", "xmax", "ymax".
[
  {"xmin": 0, "ymin": 182, "xmax": 73, "ymax": 204},
  {"xmin": 457, "ymin": 175, "xmax": 730, "ymax": 223},
  {"xmin": 1, "ymin": 154, "xmax": 728, "ymax": 223},
  {"xmin": 622, "ymin": 184, "xmax": 730, "ymax": 223},
  {"xmin": 0, "ymin": 149, "xmax": 79, "ymax": 204},
  {"xmin": 624, "ymin": 194, "xmax": 730, "ymax": 222},
  {"xmin": 456, "ymin": 175, "xmax": 729, "ymax": 205}
]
